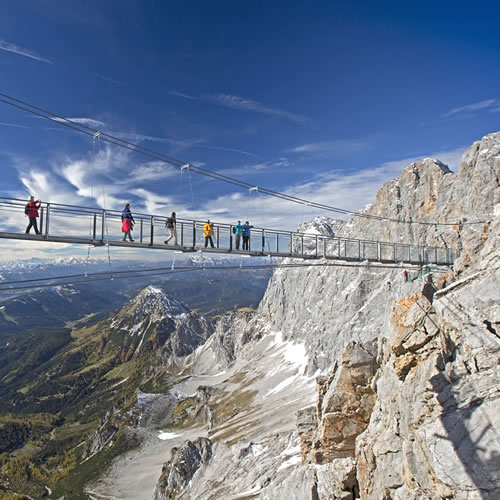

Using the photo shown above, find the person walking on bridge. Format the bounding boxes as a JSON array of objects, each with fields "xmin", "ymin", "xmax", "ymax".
[
  {"xmin": 242, "ymin": 221, "xmax": 254, "ymax": 251},
  {"xmin": 203, "ymin": 220, "xmax": 215, "ymax": 248},
  {"xmin": 121, "ymin": 203, "xmax": 135, "ymax": 242},
  {"xmin": 165, "ymin": 212, "xmax": 178, "ymax": 245},
  {"xmin": 25, "ymin": 196, "xmax": 41, "ymax": 234},
  {"xmin": 234, "ymin": 220, "xmax": 243, "ymax": 249}
]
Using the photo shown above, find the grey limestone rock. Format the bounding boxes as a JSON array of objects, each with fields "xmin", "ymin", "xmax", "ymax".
[{"xmin": 153, "ymin": 437, "xmax": 213, "ymax": 500}]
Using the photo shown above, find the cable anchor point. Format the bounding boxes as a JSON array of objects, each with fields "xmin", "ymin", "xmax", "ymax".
[{"xmin": 93, "ymin": 131, "xmax": 101, "ymax": 141}]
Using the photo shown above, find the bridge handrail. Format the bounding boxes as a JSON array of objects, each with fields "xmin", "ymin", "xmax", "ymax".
[{"xmin": 0, "ymin": 196, "xmax": 455, "ymax": 263}]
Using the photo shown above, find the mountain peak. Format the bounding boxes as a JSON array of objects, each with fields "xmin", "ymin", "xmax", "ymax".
[
  {"xmin": 110, "ymin": 286, "xmax": 188, "ymax": 335},
  {"xmin": 136, "ymin": 285, "xmax": 188, "ymax": 316}
]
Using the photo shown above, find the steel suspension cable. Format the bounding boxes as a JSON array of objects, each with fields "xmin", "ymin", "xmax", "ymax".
[
  {"xmin": 0, "ymin": 92, "xmax": 490, "ymax": 226},
  {"xmin": 0, "ymin": 260, "xmax": 437, "ymax": 291}
]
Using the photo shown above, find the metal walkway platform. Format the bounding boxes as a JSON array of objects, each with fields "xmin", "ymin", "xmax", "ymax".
[{"xmin": 0, "ymin": 197, "xmax": 457, "ymax": 265}]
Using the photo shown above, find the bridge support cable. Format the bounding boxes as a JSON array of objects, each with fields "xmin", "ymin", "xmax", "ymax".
[
  {"xmin": 0, "ymin": 91, "xmax": 490, "ymax": 228},
  {"xmin": 93, "ymin": 133, "xmax": 114, "ymax": 280},
  {"xmin": 0, "ymin": 260, "xmax": 443, "ymax": 293}
]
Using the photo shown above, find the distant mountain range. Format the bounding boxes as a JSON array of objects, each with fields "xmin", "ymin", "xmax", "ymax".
[{"xmin": 0, "ymin": 257, "xmax": 272, "ymax": 335}]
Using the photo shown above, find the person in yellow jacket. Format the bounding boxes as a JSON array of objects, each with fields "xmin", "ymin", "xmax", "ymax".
[{"xmin": 203, "ymin": 220, "xmax": 215, "ymax": 248}]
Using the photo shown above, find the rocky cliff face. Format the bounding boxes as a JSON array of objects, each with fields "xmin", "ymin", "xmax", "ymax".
[
  {"xmin": 110, "ymin": 133, "xmax": 499, "ymax": 499},
  {"xmin": 356, "ymin": 265, "xmax": 499, "ymax": 499}
]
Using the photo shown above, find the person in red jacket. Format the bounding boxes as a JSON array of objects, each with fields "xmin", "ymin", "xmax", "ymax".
[{"xmin": 25, "ymin": 196, "xmax": 41, "ymax": 234}]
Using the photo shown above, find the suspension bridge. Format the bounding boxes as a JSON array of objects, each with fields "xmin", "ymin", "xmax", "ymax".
[
  {"xmin": 0, "ymin": 197, "xmax": 457, "ymax": 265},
  {"xmin": 0, "ymin": 92, "xmax": 468, "ymax": 274}
]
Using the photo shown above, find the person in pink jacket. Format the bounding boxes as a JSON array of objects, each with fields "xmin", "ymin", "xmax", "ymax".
[{"xmin": 25, "ymin": 196, "xmax": 41, "ymax": 234}]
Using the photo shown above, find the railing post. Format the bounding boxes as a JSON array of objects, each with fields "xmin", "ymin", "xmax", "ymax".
[
  {"xmin": 40, "ymin": 207, "xmax": 44, "ymax": 235},
  {"xmin": 315, "ymin": 235, "xmax": 318, "ymax": 258},
  {"xmin": 358, "ymin": 239, "xmax": 361, "ymax": 260},
  {"xmin": 393, "ymin": 243, "xmax": 396, "ymax": 262},
  {"xmin": 93, "ymin": 214, "xmax": 97, "ymax": 240},
  {"xmin": 261, "ymin": 229, "xmax": 265, "ymax": 253},
  {"xmin": 377, "ymin": 242, "xmax": 380, "ymax": 261},
  {"xmin": 407, "ymin": 245, "xmax": 410, "ymax": 263},
  {"xmin": 301, "ymin": 234, "xmax": 304, "ymax": 255},
  {"xmin": 434, "ymin": 247, "xmax": 438, "ymax": 264},
  {"xmin": 192, "ymin": 221, "xmax": 196, "ymax": 249},
  {"xmin": 150, "ymin": 216, "xmax": 154, "ymax": 245},
  {"xmin": 101, "ymin": 210, "xmax": 106, "ymax": 242},
  {"xmin": 276, "ymin": 233, "xmax": 279, "ymax": 253},
  {"xmin": 140, "ymin": 218, "xmax": 143, "ymax": 243},
  {"xmin": 217, "ymin": 226, "xmax": 220, "ymax": 249},
  {"xmin": 45, "ymin": 204, "xmax": 50, "ymax": 239},
  {"xmin": 229, "ymin": 226, "xmax": 233, "ymax": 251},
  {"xmin": 323, "ymin": 238, "xmax": 326, "ymax": 258}
]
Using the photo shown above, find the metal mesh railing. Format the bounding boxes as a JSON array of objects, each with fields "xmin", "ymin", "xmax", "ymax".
[{"xmin": 0, "ymin": 197, "xmax": 457, "ymax": 265}]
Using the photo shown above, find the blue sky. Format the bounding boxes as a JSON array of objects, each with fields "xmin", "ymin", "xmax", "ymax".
[{"xmin": 0, "ymin": 0, "xmax": 499, "ymax": 261}]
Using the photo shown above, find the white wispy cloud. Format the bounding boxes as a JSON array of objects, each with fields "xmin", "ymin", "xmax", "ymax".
[
  {"xmin": 196, "ymin": 144, "xmax": 259, "ymax": 159},
  {"xmin": 0, "ymin": 122, "xmax": 30, "ymax": 129},
  {"xmin": 169, "ymin": 90, "xmax": 200, "ymax": 101},
  {"xmin": 170, "ymin": 90, "xmax": 310, "ymax": 123},
  {"xmin": 120, "ymin": 161, "xmax": 178, "ymax": 184},
  {"xmin": 116, "ymin": 132, "xmax": 206, "ymax": 154},
  {"xmin": 99, "ymin": 75, "xmax": 126, "ymax": 86},
  {"xmin": 116, "ymin": 131, "xmax": 258, "ymax": 158},
  {"xmin": 443, "ymin": 99, "xmax": 497, "ymax": 118},
  {"xmin": 205, "ymin": 94, "xmax": 310, "ymax": 123},
  {"xmin": 52, "ymin": 117, "xmax": 106, "ymax": 129},
  {"xmin": 129, "ymin": 188, "xmax": 171, "ymax": 214},
  {"xmin": 0, "ymin": 40, "xmax": 52, "ymax": 64},
  {"xmin": 219, "ymin": 157, "xmax": 294, "ymax": 176},
  {"xmin": 290, "ymin": 138, "xmax": 372, "ymax": 155}
]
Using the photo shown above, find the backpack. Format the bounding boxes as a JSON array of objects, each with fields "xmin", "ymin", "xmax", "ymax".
[
  {"xmin": 232, "ymin": 227, "xmax": 236, "ymax": 234},
  {"xmin": 166, "ymin": 217, "xmax": 174, "ymax": 229},
  {"xmin": 24, "ymin": 204, "xmax": 30, "ymax": 215}
]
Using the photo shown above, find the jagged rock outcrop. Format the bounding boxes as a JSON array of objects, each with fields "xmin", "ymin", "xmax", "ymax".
[
  {"xmin": 298, "ymin": 341, "xmax": 378, "ymax": 465},
  {"xmin": 84, "ymin": 410, "xmax": 118, "ymax": 458},
  {"xmin": 153, "ymin": 437, "xmax": 213, "ymax": 500}
]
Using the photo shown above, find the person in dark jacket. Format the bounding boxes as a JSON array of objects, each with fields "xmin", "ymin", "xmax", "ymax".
[
  {"xmin": 25, "ymin": 196, "xmax": 41, "ymax": 234},
  {"xmin": 121, "ymin": 203, "xmax": 135, "ymax": 242},
  {"xmin": 242, "ymin": 221, "xmax": 254, "ymax": 251},
  {"xmin": 234, "ymin": 220, "xmax": 243, "ymax": 249},
  {"xmin": 165, "ymin": 212, "xmax": 177, "ymax": 245}
]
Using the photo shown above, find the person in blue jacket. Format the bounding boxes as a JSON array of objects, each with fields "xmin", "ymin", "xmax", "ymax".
[
  {"xmin": 234, "ymin": 220, "xmax": 244, "ymax": 249},
  {"xmin": 242, "ymin": 221, "xmax": 254, "ymax": 250}
]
